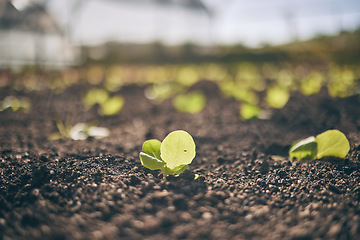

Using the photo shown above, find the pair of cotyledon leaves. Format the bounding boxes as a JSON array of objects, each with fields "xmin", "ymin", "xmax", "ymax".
[
  {"xmin": 289, "ymin": 129, "xmax": 350, "ymax": 160},
  {"xmin": 139, "ymin": 130, "xmax": 196, "ymax": 178}
]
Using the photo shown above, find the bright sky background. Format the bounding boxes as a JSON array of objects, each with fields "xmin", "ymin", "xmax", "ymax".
[{"xmin": 46, "ymin": 0, "xmax": 360, "ymax": 47}]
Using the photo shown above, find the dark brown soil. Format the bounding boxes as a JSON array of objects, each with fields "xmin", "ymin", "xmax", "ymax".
[{"xmin": 1, "ymin": 80, "xmax": 360, "ymax": 240}]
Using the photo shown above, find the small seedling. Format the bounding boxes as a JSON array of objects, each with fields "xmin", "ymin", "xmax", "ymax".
[
  {"xmin": 239, "ymin": 103, "xmax": 271, "ymax": 121},
  {"xmin": 83, "ymin": 88, "xmax": 124, "ymax": 116},
  {"xmin": 266, "ymin": 86, "xmax": 290, "ymax": 109},
  {"xmin": 240, "ymin": 103, "xmax": 261, "ymax": 120},
  {"xmin": 99, "ymin": 95, "xmax": 124, "ymax": 116},
  {"xmin": 144, "ymin": 83, "xmax": 183, "ymax": 103},
  {"xmin": 289, "ymin": 129, "xmax": 350, "ymax": 160},
  {"xmin": 0, "ymin": 96, "xmax": 30, "ymax": 112},
  {"xmin": 49, "ymin": 120, "xmax": 109, "ymax": 140},
  {"xmin": 139, "ymin": 130, "xmax": 196, "ymax": 178},
  {"xmin": 173, "ymin": 91, "xmax": 206, "ymax": 113}
]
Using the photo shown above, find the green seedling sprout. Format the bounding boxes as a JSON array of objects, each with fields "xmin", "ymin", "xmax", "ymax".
[
  {"xmin": 139, "ymin": 130, "xmax": 196, "ymax": 178},
  {"xmin": 99, "ymin": 95, "xmax": 124, "ymax": 116},
  {"xmin": 239, "ymin": 103, "xmax": 271, "ymax": 121},
  {"xmin": 240, "ymin": 103, "xmax": 261, "ymax": 120},
  {"xmin": 144, "ymin": 82, "xmax": 184, "ymax": 103},
  {"xmin": 83, "ymin": 88, "xmax": 109, "ymax": 110},
  {"xmin": 49, "ymin": 120, "xmax": 109, "ymax": 140},
  {"xmin": 266, "ymin": 85, "xmax": 290, "ymax": 109},
  {"xmin": 173, "ymin": 91, "xmax": 206, "ymax": 114},
  {"xmin": 289, "ymin": 129, "xmax": 350, "ymax": 160},
  {"xmin": 0, "ymin": 96, "xmax": 31, "ymax": 112},
  {"xmin": 83, "ymin": 88, "xmax": 124, "ymax": 116}
]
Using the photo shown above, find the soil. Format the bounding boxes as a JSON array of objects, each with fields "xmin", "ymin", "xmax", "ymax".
[{"xmin": 1, "ymin": 80, "xmax": 360, "ymax": 240}]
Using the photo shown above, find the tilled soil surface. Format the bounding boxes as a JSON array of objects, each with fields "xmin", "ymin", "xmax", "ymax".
[{"xmin": 1, "ymin": 80, "xmax": 360, "ymax": 240}]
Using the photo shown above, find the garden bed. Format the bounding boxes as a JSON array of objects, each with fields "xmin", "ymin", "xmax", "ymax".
[{"xmin": 1, "ymin": 80, "xmax": 360, "ymax": 239}]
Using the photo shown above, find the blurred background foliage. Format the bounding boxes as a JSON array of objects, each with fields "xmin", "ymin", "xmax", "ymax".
[{"xmin": 0, "ymin": 0, "xmax": 360, "ymax": 121}]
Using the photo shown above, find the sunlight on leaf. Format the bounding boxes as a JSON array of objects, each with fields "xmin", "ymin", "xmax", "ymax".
[
  {"xmin": 49, "ymin": 120, "xmax": 109, "ymax": 141},
  {"xmin": 88, "ymin": 126, "xmax": 110, "ymax": 139},
  {"xmin": 315, "ymin": 129, "xmax": 350, "ymax": 159},
  {"xmin": 69, "ymin": 123, "xmax": 89, "ymax": 140},
  {"xmin": 160, "ymin": 130, "xmax": 196, "ymax": 170}
]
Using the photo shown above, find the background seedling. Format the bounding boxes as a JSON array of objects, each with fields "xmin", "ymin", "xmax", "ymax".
[
  {"xmin": 99, "ymin": 95, "xmax": 124, "ymax": 116},
  {"xmin": 83, "ymin": 88, "xmax": 124, "ymax": 116},
  {"xmin": 240, "ymin": 103, "xmax": 261, "ymax": 120},
  {"xmin": 0, "ymin": 96, "xmax": 31, "ymax": 112},
  {"xmin": 139, "ymin": 130, "xmax": 196, "ymax": 178},
  {"xmin": 265, "ymin": 85, "xmax": 290, "ymax": 109},
  {"xmin": 83, "ymin": 88, "xmax": 109, "ymax": 110},
  {"xmin": 289, "ymin": 129, "xmax": 350, "ymax": 160},
  {"xmin": 173, "ymin": 91, "xmax": 206, "ymax": 113},
  {"xmin": 144, "ymin": 82, "xmax": 183, "ymax": 103},
  {"xmin": 49, "ymin": 120, "xmax": 109, "ymax": 140}
]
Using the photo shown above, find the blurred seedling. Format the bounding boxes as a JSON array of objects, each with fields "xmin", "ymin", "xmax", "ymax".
[
  {"xmin": 144, "ymin": 82, "xmax": 184, "ymax": 103},
  {"xmin": 239, "ymin": 103, "xmax": 271, "ymax": 121},
  {"xmin": 83, "ymin": 88, "xmax": 124, "ymax": 116},
  {"xmin": 139, "ymin": 130, "xmax": 196, "ymax": 178},
  {"xmin": 173, "ymin": 91, "xmax": 206, "ymax": 114},
  {"xmin": 265, "ymin": 85, "xmax": 290, "ymax": 109},
  {"xmin": 289, "ymin": 129, "xmax": 350, "ymax": 160},
  {"xmin": 0, "ymin": 96, "xmax": 30, "ymax": 112},
  {"xmin": 49, "ymin": 119, "xmax": 109, "ymax": 140}
]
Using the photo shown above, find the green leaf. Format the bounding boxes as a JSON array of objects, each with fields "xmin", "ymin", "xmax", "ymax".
[
  {"xmin": 160, "ymin": 130, "xmax": 196, "ymax": 170},
  {"xmin": 162, "ymin": 164, "xmax": 189, "ymax": 177},
  {"xmin": 173, "ymin": 91, "xmax": 206, "ymax": 113},
  {"xmin": 83, "ymin": 88, "xmax": 109, "ymax": 109},
  {"xmin": 172, "ymin": 164, "xmax": 189, "ymax": 175},
  {"xmin": 100, "ymin": 95, "xmax": 124, "ymax": 116},
  {"xmin": 315, "ymin": 130, "xmax": 350, "ymax": 159},
  {"xmin": 139, "ymin": 152, "xmax": 165, "ymax": 170},
  {"xmin": 139, "ymin": 139, "xmax": 165, "ymax": 171},
  {"xmin": 142, "ymin": 139, "xmax": 162, "ymax": 160},
  {"xmin": 266, "ymin": 86, "xmax": 290, "ymax": 109},
  {"xmin": 240, "ymin": 103, "xmax": 261, "ymax": 120},
  {"xmin": 232, "ymin": 87, "xmax": 259, "ymax": 105},
  {"xmin": 289, "ymin": 136, "xmax": 317, "ymax": 160},
  {"xmin": 144, "ymin": 83, "xmax": 183, "ymax": 102}
]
